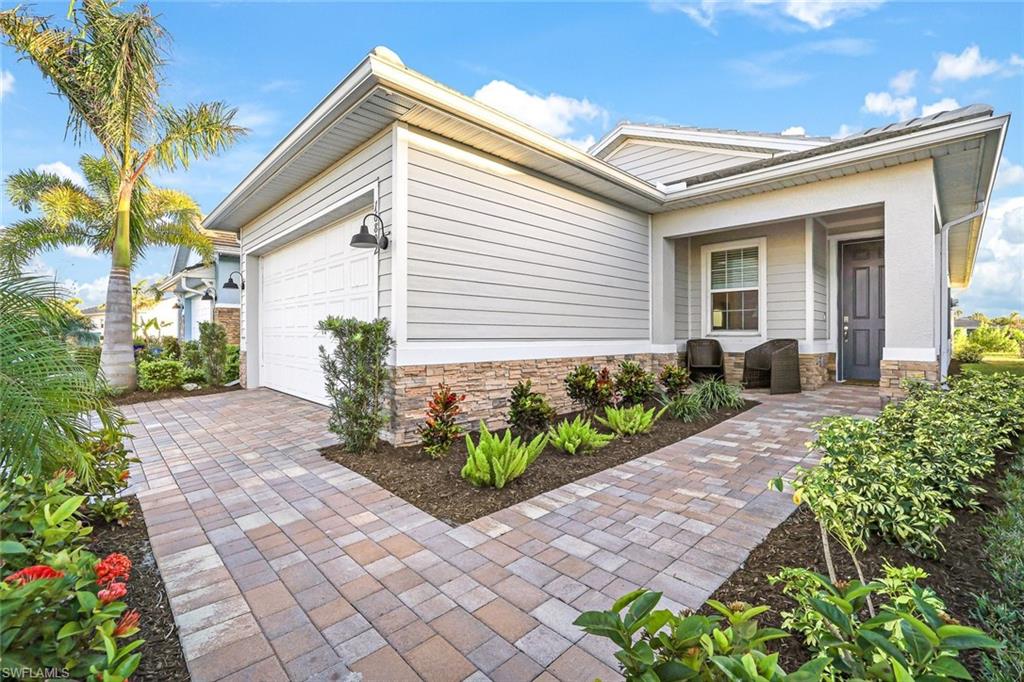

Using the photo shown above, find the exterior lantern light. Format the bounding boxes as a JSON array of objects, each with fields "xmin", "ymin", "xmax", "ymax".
[
  {"xmin": 223, "ymin": 271, "xmax": 244, "ymax": 290},
  {"xmin": 172, "ymin": 300, "xmax": 183, "ymax": 310},
  {"xmin": 351, "ymin": 211, "xmax": 389, "ymax": 253},
  {"xmin": 201, "ymin": 288, "xmax": 215, "ymax": 301}
]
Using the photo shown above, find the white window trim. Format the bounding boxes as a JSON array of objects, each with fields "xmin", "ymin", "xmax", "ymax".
[{"xmin": 700, "ymin": 237, "xmax": 768, "ymax": 341}]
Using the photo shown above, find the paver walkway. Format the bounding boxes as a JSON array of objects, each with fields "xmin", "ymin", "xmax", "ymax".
[{"xmin": 124, "ymin": 385, "xmax": 878, "ymax": 681}]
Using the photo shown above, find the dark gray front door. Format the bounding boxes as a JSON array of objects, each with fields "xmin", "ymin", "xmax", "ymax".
[{"xmin": 840, "ymin": 239, "xmax": 885, "ymax": 381}]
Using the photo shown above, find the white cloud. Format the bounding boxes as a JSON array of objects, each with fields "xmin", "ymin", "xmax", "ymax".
[
  {"xmin": 833, "ymin": 123, "xmax": 858, "ymax": 139},
  {"xmin": 729, "ymin": 38, "xmax": 874, "ymax": 90},
  {"xmin": 0, "ymin": 70, "xmax": 13, "ymax": 99},
  {"xmin": 64, "ymin": 245, "xmax": 99, "ymax": 259},
  {"xmin": 69, "ymin": 275, "xmax": 109, "ymax": 307},
  {"xmin": 920, "ymin": 97, "xmax": 961, "ymax": 117},
  {"xmin": 953, "ymin": 196, "xmax": 1024, "ymax": 315},
  {"xmin": 932, "ymin": 45, "xmax": 1000, "ymax": 81},
  {"xmin": 862, "ymin": 92, "xmax": 918, "ymax": 120},
  {"xmin": 232, "ymin": 104, "xmax": 279, "ymax": 134},
  {"xmin": 473, "ymin": 80, "xmax": 605, "ymax": 141},
  {"xmin": 780, "ymin": 126, "xmax": 806, "ymax": 136},
  {"xmin": 35, "ymin": 161, "xmax": 86, "ymax": 187},
  {"xmin": 24, "ymin": 256, "xmax": 55, "ymax": 279},
  {"xmin": 563, "ymin": 135, "xmax": 597, "ymax": 151},
  {"xmin": 259, "ymin": 79, "xmax": 299, "ymax": 93},
  {"xmin": 664, "ymin": 0, "xmax": 885, "ymax": 32},
  {"xmin": 996, "ymin": 158, "xmax": 1024, "ymax": 189},
  {"xmin": 888, "ymin": 69, "xmax": 917, "ymax": 95}
]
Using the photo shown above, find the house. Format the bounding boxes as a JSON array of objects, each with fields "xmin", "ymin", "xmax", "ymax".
[
  {"xmin": 158, "ymin": 230, "xmax": 241, "ymax": 344},
  {"xmin": 954, "ymin": 317, "xmax": 981, "ymax": 336},
  {"xmin": 202, "ymin": 47, "xmax": 1008, "ymax": 443},
  {"xmin": 135, "ymin": 295, "xmax": 180, "ymax": 339},
  {"xmin": 81, "ymin": 304, "xmax": 106, "ymax": 340}
]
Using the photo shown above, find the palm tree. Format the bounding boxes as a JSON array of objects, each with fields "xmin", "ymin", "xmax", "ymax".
[{"xmin": 1, "ymin": 1, "xmax": 245, "ymax": 389}]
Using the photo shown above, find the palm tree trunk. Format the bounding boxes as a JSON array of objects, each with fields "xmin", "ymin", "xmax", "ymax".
[{"xmin": 100, "ymin": 184, "xmax": 137, "ymax": 390}]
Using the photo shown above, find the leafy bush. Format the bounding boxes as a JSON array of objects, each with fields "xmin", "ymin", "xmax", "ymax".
[
  {"xmin": 690, "ymin": 378, "xmax": 746, "ymax": 412},
  {"xmin": 564, "ymin": 364, "xmax": 615, "ymax": 413},
  {"xmin": 198, "ymin": 321, "xmax": 227, "ymax": 385},
  {"xmin": 548, "ymin": 415, "xmax": 614, "ymax": 455},
  {"xmin": 417, "ymin": 383, "xmax": 466, "ymax": 459},
  {"xmin": 507, "ymin": 380, "xmax": 555, "ymax": 437},
  {"xmin": 613, "ymin": 360, "xmax": 656, "ymax": 406},
  {"xmin": 179, "ymin": 340, "xmax": 205, "ymax": 383},
  {"xmin": 0, "ymin": 474, "xmax": 92, "ymax": 571},
  {"xmin": 953, "ymin": 341, "xmax": 984, "ymax": 363},
  {"xmin": 76, "ymin": 417, "xmax": 138, "ymax": 523},
  {"xmin": 657, "ymin": 363, "xmax": 690, "ymax": 398},
  {"xmin": 969, "ymin": 324, "xmax": 1020, "ymax": 354},
  {"xmin": 595, "ymin": 404, "xmax": 666, "ymax": 436},
  {"xmin": 225, "ymin": 343, "xmax": 240, "ymax": 382},
  {"xmin": 769, "ymin": 567, "xmax": 999, "ymax": 678},
  {"xmin": 461, "ymin": 422, "xmax": 547, "ymax": 488},
  {"xmin": 973, "ymin": 453, "xmax": 1024, "ymax": 680},
  {"xmin": 161, "ymin": 336, "xmax": 181, "ymax": 361},
  {"xmin": 317, "ymin": 316, "xmax": 394, "ymax": 453},
  {"xmin": 574, "ymin": 589, "xmax": 827, "ymax": 681},
  {"xmin": 659, "ymin": 393, "xmax": 709, "ymax": 423},
  {"xmin": 137, "ymin": 359, "xmax": 184, "ymax": 392}
]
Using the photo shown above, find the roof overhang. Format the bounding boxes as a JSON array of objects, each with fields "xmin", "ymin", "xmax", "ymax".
[
  {"xmin": 205, "ymin": 48, "xmax": 663, "ymax": 230},
  {"xmin": 590, "ymin": 123, "xmax": 829, "ymax": 159}
]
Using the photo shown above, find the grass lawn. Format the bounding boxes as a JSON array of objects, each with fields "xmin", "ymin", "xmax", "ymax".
[{"xmin": 963, "ymin": 352, "xmax": 1024, "ymax": 376}]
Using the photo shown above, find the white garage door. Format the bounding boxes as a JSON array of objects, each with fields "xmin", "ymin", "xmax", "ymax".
[{"xmin": 259, "ymin": 212, "xmax": 376, "ymax": 405}]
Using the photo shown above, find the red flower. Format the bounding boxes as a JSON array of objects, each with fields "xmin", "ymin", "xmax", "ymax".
[
  {"xmin": 54, "ymin": 468, "xmax": 76, "ymax": 482},
  {"xmin": 94, "ymin": 553, "xmax": 132, "ymax": 585},
  {"xmin": 98, "ymin": 581, "xmax": 127, "ymax": 604},
  {"xmin": 118, "ymin": 470, "xmax": 130, "ymax": 482},
  {"xmin": 113, "ymin": 609, "xmax": 140, "ymax": 636},
  {"xmin": 5, "ymin": 565, "xmax": 64, "ymax": 585}
]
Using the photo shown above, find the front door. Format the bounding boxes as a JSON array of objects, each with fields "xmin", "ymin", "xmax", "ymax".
[{"xmin": 840, "ymin": 239, "xmax": 885, "ymax": 381}]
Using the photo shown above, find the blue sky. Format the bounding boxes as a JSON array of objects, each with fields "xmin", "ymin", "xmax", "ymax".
[{"xmin": 2, "ymin": 0, "xmax": 1022, "ymax": 314}]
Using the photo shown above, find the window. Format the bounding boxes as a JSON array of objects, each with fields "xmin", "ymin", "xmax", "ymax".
[{"xmin": 708, "ymin": 245, "xmax": 761, "ymax": 332}]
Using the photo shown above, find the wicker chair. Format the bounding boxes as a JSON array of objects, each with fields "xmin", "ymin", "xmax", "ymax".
[
  {"xmin": 686, "ymin": 339, "xmax": 725, "ymax": 382},
  {"xmin": 743, "ymin": 339, "xmax": 801, "ymax": 395}
]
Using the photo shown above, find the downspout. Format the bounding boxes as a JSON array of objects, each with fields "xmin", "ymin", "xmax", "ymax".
[{"xmin": 938, "ymin": 201, "xmax": 986, "ymax": 383}]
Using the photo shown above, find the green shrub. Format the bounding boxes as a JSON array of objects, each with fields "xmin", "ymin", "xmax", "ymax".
[
  {"xmin": 595, "ymin": 404, "xmax": 666, "ymax": 436},
  {"xmin": 613, "ymin": 360, "xmax": 656, "ymax": 406},
  {"xmin": 137, "ymin": 359, "xmax": 184, "ymax": 392},
  {"xmin": 417, "ymin": 383, "xmax": 465, "ymax": 459},
  {"xmin": 317, "ymin": 316, "xmax": 394, "ymax": 454},
  {"xmin": 564, "ymin": 364, "xmax": 615, "ymax": 414},
  {"xmin": 507, "ymin": 380, "xmax": 555, "ymax": 437},
  {"xmin": 953, "ymin": 341, "xmax": 984, "ymax": 363},
  {"xmin": 161, "ymin": 336, "xmax": 181, "ymax": 361},
  {"xmin": 657, "ymin": 363, "xmax": 689, "ymax": 398},
  {"xmin": 179, "ymin": 340, "xmax": 205, "ymax": 383},
  {"xmin": 574, "ymin": 590, "xmax": 827, "ymax": 681},
  {"xmin": 660, "ymin": 393, "xmax": 708, "ymax": 422},
  {"xmin": 461, "ymin": 422, "xmax": 547, "ymax": 488},
  {"xmin": 0, "ymin": 474, "xmax": 91, "ymax": 571},
  {"xmin": 690, "ymin": 377, "xmax": 746, "ymax": 411},
  {"xmin": 548, "ymin": 415, "xmax": 614, "ymax": 455},
  {"xmin": 225, "ymin": 343, "xmax": 240, "ymax": 382},
  {"xmin": 969, "ymin": 324, "xmax": 1020, "ymax": 354},
  {"xmin": 198, "ymin": 321, "xmax": 227, "ymax": 385}
]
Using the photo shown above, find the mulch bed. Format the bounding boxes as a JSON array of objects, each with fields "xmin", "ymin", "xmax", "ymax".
[
  {"xmin": 701, "ymin": 450, "xmax": 1013, "ymax": 675},
  {"xmin": 89, "ymin": 497, "xmax": 190, "ymax": 682},
  {"xmin": 110, "ymin": 384, "xmax": 240, "ymax": 406},
  {"xmin": 321, "ymin": 401, "xmax": 756, "ymax": 525}
]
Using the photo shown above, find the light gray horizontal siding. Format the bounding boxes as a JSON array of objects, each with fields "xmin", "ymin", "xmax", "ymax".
[
  {"xmin": 240, "ymin": 132, "xmax": 393, "ymax": 320},
  {"xmin": 686, "ymin": 220, "xmax": 806, "ymax": 340},
  {"xmin": 406, "ymin": 141, "xmax": 650, "ymax": 342},
  {"xmin": 813, "ymin": 224, "xmax": 828, "ymax": 339},
  {"xmin": 607, "ymin": 141, "xmax": 762, "ymax": 185},
  {"xmin": 674, "ymin": 238, "xmax": 690, "ymax": 340}
]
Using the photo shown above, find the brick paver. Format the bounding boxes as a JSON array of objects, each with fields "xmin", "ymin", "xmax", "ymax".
[{"xmin": 124, "ymin": 385, "xmax": 877, "ymax": 681}]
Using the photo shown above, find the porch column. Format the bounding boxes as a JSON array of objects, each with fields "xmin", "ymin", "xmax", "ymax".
[
  {"xmin": 651, "ymin": 235, "xmax": 675, "ymax": 346},
  {"xmin": 241, "ymin": 251, "xmax": 260, "ymax": 389},
  {"xmin": 881, "ymin": 171, "xmax": 940, "ymax": 399}
]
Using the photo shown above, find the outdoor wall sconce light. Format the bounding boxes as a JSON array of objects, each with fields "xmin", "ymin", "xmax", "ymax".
[
  {"xmin": 201, "ymin": 288, "xmax": 215, "ymax": 301},
  {"xmin": 351, "ymin": 211, "xmax": 389, "ymax": 253},
  {"xmin": 172, "ymin": 299, "xmax": 183, "ymax": 310},
  {"xmin": 223, "ymin": 271, "xmax": 245, "ymax": 290}
]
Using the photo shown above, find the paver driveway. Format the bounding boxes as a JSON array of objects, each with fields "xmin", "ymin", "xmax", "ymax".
[{"xmin": 124, "ymin": 385, "xmax": 878, "ymax": 681}]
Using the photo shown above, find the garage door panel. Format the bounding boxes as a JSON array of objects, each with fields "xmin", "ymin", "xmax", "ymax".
[{"xmin": 259, "ymin": 211, "xmax": 376, "ymax": 405}]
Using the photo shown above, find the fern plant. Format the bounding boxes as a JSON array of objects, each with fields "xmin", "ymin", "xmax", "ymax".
[
  {"xmin": 461, "ymin": 422, "xmax": 547, "ymax": 488},
  {"xmin": 691, "ymin": 378, "xmax": 745, "ymax": 411},
  {"xmin": 548, "ymin": 415, "xmax": 615, "ymax": 455},
  {"xmin": 595, "ymin": 404, "xmax": 666, "ymax": 436}
]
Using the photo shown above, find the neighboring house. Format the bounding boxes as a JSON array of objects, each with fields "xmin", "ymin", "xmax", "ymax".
[
  {"xmin": 81, "ymin": 304, "xmax": 106, "ymax": 340},
  {"xmin": 202, "ymin": 47, "xmax": 1008, "ymax": 443},
  {"xmin": 158, "ymin": 230, "xmax": 241, "ymax": 344},
  {"xmin": 135, "ymin": 295, "xmax": 180, "ymax": 339},
  {"xmin": 954, "ymin": 317, "xmax": 981, "ymax": 336}
]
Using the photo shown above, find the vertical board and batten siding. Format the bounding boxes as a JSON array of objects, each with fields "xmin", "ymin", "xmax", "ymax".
[
  {"xmin": 238, "ymin": 133, "xmax": 394, "ymax": 349},
  {"xmin": 405, "ymin": 139, "xmax": 650, "ymax": 341},
  {"xmin": 605, "ymin": 141, "xmax": 766, "ymax": 185},
  {"xmin": 686, "ymin": 220, "xmax": 807, "ymax": 339},
  {"xmin": 812, "ymin": 223, "xmax": 829, "ymax": 339},
  {"xmin": 674, "ymin": 238, "xmax": 690, "ymax": 340}
]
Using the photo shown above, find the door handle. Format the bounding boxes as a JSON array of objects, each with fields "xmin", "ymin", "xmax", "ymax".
[{"xmin": 842, "ymin": 316, "xmax": 850, "ymax": 342}]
